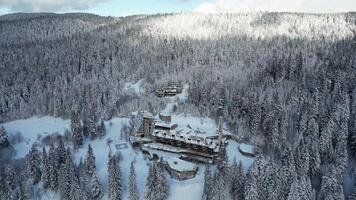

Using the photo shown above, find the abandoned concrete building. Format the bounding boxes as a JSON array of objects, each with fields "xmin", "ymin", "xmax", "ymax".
[
  {"xmin": 166, "ymin": 157, "xmax": 198, "ymax": 180},
  {"xmin": 155, "ymin": 82, "xmax": 183, "ymax": 97},
  {"xmin": 129, "ymin": 111, "xmax": 227, "ymax": 164}
]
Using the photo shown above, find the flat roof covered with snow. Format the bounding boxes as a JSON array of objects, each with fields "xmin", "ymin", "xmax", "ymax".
[
  {"xmin": 167, "ymin": 157, "xmax": 197, "ymax": 172},
  {"xmin": 239, "ymin": 143, "xmax": 257, "ymax": 155}
]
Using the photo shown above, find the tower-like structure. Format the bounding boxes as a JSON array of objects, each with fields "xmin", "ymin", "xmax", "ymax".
[{"xmin": 218, "ymin": 116, "xmax": 223, "ymax": 146}]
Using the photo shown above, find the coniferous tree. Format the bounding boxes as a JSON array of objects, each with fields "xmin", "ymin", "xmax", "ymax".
[
  {"xmin": 280, "ymin": 147, "xmax": 296, "ymax": 199},
  {"xmin": 48, "ymin": 145, "xmax": 59, "ymax": 190},
  {"xmin": 203, "ymin": 166, "xmax": 213, "ymax": 200},
  {"xmin": 129, "ymin": 162, "xmax": 139, "ymax": 200},
  {"xmin": 154, "ymin": 164, "xmax": 169, "ymax": 200},
  {"xmin": 18, "ymin": 174, "xmax": 29, "ymax": 200},
  {"xmin": 85, "ymin": 144, "xmax": 96, "ymax": 177},
  {"xmin": 97, "ymin": 120, "xmax": 106, "ymax": 138},
  {"xmin": 145, "ymin": 164, "xmax": 156, "ymax": 200},
  {"xmin": 70, "ymin": 177, "xmax": 89, "ymax": 200},
  {"xmin": 87, "ymin": 102, "xmax": 97, "ymax": 140},
  {"xmin": 231, "ymin": 160, "xmax": 245, "ymax": 200},
  {"xmin": 71, "ymin": 109, "xmax": 83, "ymax": 147},
  {"xmin": 107, "ymin": 154, "xmax": 122, "ymax": 200},
  {"xmin": 27, "ymin": 144, "xmax": 41, "ymax": 184},
  {"xmin": 78, "ymin": 158, "xmax": 91, "ymax": 198},
  {"xmin": 0, "ymin": 177, "xmax": 11, "ymax": 200},
  {"xmin": 92, "ymin": 172, "xmax": 102, "ymax": 200},
  {"xmin": 350, "ymin": 181, "xmax": 356, "ymax": 200},
  {"xmin": 287, "ymin": 176, "xmax": 313, "ymax": 200},
  {"xmin": 0, "ymin": 126, "xmax": 9, "ymax": 147},
  {"xmin": 58, "ymin": 148, "xmax": 76, "ymax": 200},
  {"xmin": 56, "ymin": 138, "xmax": 67, "ymax": 165},
  {"xmin": 42, "ymin": 147, "xmax": 51, "ymax": 189},
  {"xmin": 244, "ymin": 175, "xmax": 258, "ymax": 200},
  {"xmin": 211, "ymin": 167, "xmax": 226, "ymax": 200},
  {"xmin": 5, "ymin": 165, "xmax": 16, "ymax": 191}
]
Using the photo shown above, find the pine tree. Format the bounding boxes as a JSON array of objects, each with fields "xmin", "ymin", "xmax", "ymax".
[
  {"xmin": 56, "ymin": 138, "xmax": 67, "ymax": 165},
  {"xmin": 70, "ymin": 177, "xmax": 89, "ymax": 200},
  {"xmin": 211, "ymin": 167, "xmax": 226, "ymax": 200},
  {"xmin": 295, "ymin": 139, "xmax": 309, "ymax": 177},
  {"xmin": 48, "ymin": 145, "xmax": 59, "ymax": 190},
  {"xmin": 231, "ymin": 161, "xmax": 245, "ymax": 200},
  {"xmin": 263, "ymin": 162, "xmax": 281, "ymax": 200},
  {"xmin": 350, "ymin": 181, "xmax": 356, "ymax": 200},
  {"xmin": 280, "ymin": 147, "xmax": 296, "ymax": 199},
  {"xmin": 58, "ymin": 148, "xmax": 76, "ymax": 200},
  {"xmin": 87, "ymin": 102, "xmax": 97, "ymax": 140},
  {"xmin": 287, "ymin": 176, "xmax": 312, "ymax": 200},
  {"xmin": 4, "ymin": 165, "xmax": 16, "ymax": 193},
  {"xmin": 42, "ymin": 147, "xmax": 51, "ymax": 189},
  {"xmin": 85, "ymin": 144, "xmax": 96, "ymax": 177},
  {"xmin": 97, "ymin": 120, "xmax": 106, "ymax": 138},
  {"xmin": 145, "ymin": 164, "xmax": 156, "ymax": 200},
  {"xmin": 0, "ymin": 126, "xmax": 9, "ymax": 147},
  {"xmin": 318, "ymin": 167, "xmax": 345, "ymax": 200},
  {"xmin": 71, "ymin": 109, "xmax": 83, "ymax": 147},
  {"xmin": 92, "ymin": 172, "xmax": 102, "ymax": 200},
  {"xmin": 27, "ymin": 144, "xmax": 41, "ymax": 184},
  {"xmin": 203, "ymin": 166, "xmax": 213, "ymax": 200},
  {"xmin": 0, "ymin": 177, "xmax": 11, "ymax": 200},
  {"xmin": 18, "ymin": 174, "xmax": 29, "ymax": 200},
  {"xmin": 78, "ymin": 159, "xmax": 91, "ymax": 198},
  {"xmin": 244, "ymin": 173, "xmax": 258, "ymax": 200},
  {"xmin": 129, "ymin": 162, "xmax": 139, "ymax": 200},
  {"xmin": 154, "ymin": 164, "xmax": 169, "ymax": 200},
  {"xmin": 107, "ymin": 154, "xmax": 122, "ymax": 200}
]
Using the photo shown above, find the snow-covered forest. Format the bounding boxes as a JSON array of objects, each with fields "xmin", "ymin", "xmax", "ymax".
[{"xmin": 0, "ymin": 12, "xmax": 356, "ymax": 199}]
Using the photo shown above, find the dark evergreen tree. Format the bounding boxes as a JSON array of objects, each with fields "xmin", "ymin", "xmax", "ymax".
[
  {"xmin": 56, "ymin": 138, "xmax": 67, "ymax": 165},
  {"xmin": 107, "ymin": 153, "xmax": 122, "ymax": 200},
  {"xmin": 87, "ymin": 101, "xmax": 97, "ymax": 140},
  {"xmin": 4, "ymin": 164, "xmax": 16, "ymax": 190},
  {"xmin": 287, "ymin": 176, "xmax": 312, "ymax": 200},
  {"xmin": 71, "ymin": 109, "xmax": 83, "ymax": 147},
  {"xmin": 211, "ymin": 167, "xmax": 226, "ymax": 200},
  {"xmin": 70, "ymin": 177, "xmax": 89, "ymax": 200},
  {"xmin": 203, "ymin": 166, "xmax": 213, "ymax": 200},
  {"xmin": 58, "ymin": 148, "xmax": 76, "ymax": 200},
  {"xmin": 280, "ymin": 147, "xmax": 296, "ymax": 199},
  {"xmin": 154, "ymin": 164, "xmax": 169, "ymax": 200},
  {"xmin": 231, "ymin": 160, "xmax": 245, "ymax": 200},
  {"xmin": 129, "ymin": 162, "xmax": 139, "ymax": 200},
  {"xmin": 350, "ymin": 180, "xmax": 356, "ymax": 200},
  {"xmin": 85, "ymin": 144, "xmax": 96, "ymax": 177},
  {"xmin": 145, "ymin": 164, "xmax": 156, "ymax": 200},
  {"xmin": 42, "ymin": 147, "xmax": 51, "ymax": 189},
  {"xmin": 48, "ymin": 145, "xmax": 59, "ymax": 190},
  {"xmin": 97, "ymin": 120, "xmax": 106, "ymax": 138},
  {"xmin": 27, "ymin": 144, "xmax": 41, "ymax": 184},
  {"xmin": 18, "ymin": 174, "xmax": 29, "ymax": 200},
  {"xmin": 92, "ymin": 172, "xmax": 102, "ymax": 200},
  {"xmin": 0, "ymin": 126, "xmax": 9, "ymax": 147}
]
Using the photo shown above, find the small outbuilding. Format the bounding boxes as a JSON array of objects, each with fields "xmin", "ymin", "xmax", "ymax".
[
  {"xmin": 238, "ymin": 143, "xmax": 258, "ymax": 157},
  {"xmin": 166, "ymin": 157, "xmax": 198, "ymax": 180}
]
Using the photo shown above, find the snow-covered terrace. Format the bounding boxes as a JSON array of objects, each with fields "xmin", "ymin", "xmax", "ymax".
[{"xmin": 167, "ymin": 157, "xmax": 197, "ymax": 172}]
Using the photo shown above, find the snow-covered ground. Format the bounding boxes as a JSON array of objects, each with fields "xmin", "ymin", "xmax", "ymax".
[
  {"xmin": 123, "ymin": 79, "xmax": 145, "ymax": 96},
  {"xmin": 0, "ymin": 83, "xmax": 255, "ymax": 200},
  {"xmin": 2, "ymin": 116, "xmax": 70, "ymax": 159}
]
